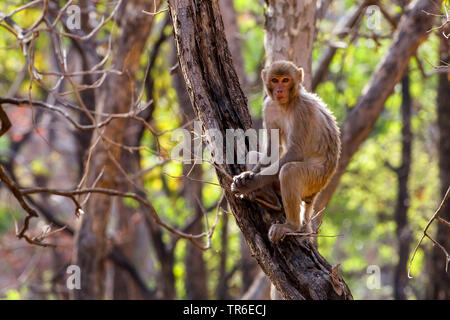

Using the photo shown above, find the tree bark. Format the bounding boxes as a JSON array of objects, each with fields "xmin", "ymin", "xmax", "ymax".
[
  {"xmin": 315, "ymin": 0, "xmax": 444, "ymax": 216},
  {"xmin": 168, "ymin": 0, "xmax": 352, "ymax": 300},
  {"xmin": 264, "ymin": 0, "xmax": 317, "ymax": 90},
  {"xmin": 73, "ymin": 0, "xmax": 161, "ymax": 299},
  {"xmin": 393, "ymin": 74, "xmax": 412, "ymax": 300},
  {"xmin": 429, "ymin": 26, "xmax": 450, "ymax": 300}
]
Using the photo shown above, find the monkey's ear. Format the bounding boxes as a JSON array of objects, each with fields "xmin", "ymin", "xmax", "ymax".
[
  {"xmin": 261, "ymin": 69, "xmax": 266, "ymax": 81},
  {"xmin": 297, "ymin": 68, "xmax": 304, "ymax": 83}
]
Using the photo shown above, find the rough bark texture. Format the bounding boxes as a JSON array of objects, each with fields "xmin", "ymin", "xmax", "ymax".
[
  {"xmin": 73, "ymin": 0, "xmax": 161, "ymax": 299},
  {"xmin": 264, "ymin": 0, "xmax": 317, "ymax": 90},
  {"xmin": 429, "ymin": 27, "xmax": 450, "ymax": 300},
  {"xmin": 168, "ymin": 0, "xmax": 352, "ymax": 300},
  {"xmin": 393, "ymin": 75, "xmax": 412, "ymax": 300},
  {"xmin": 315, "ymin": 0, "xmax": 443, "ymax": 215}
]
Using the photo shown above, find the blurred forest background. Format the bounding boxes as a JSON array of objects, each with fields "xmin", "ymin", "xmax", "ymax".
[{"xmin": 0, "ymin": 0, "xmax": 449, "ymax": 300}]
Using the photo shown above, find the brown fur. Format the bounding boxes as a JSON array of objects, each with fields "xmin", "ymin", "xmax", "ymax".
[{"xmin": 231, "ymin": 60, "xmax": 341, "ymax": 242}]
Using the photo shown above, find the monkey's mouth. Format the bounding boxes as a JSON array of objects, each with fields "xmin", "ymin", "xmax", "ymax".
[{"xmin": 275, "ymin": 96, "xmax": 288, "ymax": 103}]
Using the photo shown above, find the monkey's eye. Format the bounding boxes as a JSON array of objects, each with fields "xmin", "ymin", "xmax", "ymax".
[
  {"xmin": 271, "ymin": 78, "xmax": 279, "ymax": 83},
  {"xmin": 282, "ymin": 78, "xmax": 290, "ymax": 83}
]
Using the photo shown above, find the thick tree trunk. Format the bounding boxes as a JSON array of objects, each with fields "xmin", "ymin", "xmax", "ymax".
[
  {"xmin": 73, "ymin": 0, "xmax": 161, "ymax": 299},
  {"xmin": 429, "ymin": 27, "xmax": 450, "ymax": 300},
  {"xmin": 315, "ymin": 0, "xmax": 443, "ymax": 215},
  {"xmin": 393, "ymin": 75, "xmax": 412, "ymax": 300},
  {"xmin": 264, "ymin": 0, "xmax": 317, "ymax": 90},
  {"xmin": 168, "ymin": 0, "xmax": 352, "ymax": 299}
]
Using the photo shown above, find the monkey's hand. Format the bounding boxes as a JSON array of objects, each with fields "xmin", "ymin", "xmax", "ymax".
[
  {"xmin": 268, "ymin": 223, "xmax": 299, "ymax": 243},
  {"xmin": 231, "ymin": 171, "xmax": 261, "ymax": 197}
]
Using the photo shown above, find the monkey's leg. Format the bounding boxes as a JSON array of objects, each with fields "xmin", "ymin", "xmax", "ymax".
[
  {"xmin": 268, "ymin": 162, "xmax": 304, "ymax": 243},
  {"xmin": 268, "ymin": 161, "xmax": 322, "ymax": 242},
  {"xmin": 302, "ymin": 195, "xmax": 317, "ymax": 234},
  {"xmin": 246, "ymin": 151, "xmax": 282, "ymax": 212}
]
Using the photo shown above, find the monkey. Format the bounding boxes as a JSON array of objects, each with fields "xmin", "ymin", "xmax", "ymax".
[{"xmin": 231, "ymin": 60, "xmax": 341, "ymax": 243}]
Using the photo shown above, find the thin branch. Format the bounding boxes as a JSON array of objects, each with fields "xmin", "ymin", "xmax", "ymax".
[{"xmin": 408, "ymin": 186, "xmax": 450, "ymax": 277}]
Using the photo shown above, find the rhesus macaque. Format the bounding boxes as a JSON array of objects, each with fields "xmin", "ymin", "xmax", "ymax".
[{"xmin": 231, "ymin": 60, "xmax": 341, "ymax": 243}]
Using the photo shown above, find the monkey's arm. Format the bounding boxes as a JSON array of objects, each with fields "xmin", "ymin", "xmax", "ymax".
[
  {"xmin": 254, "ymin": 149, "xmax": 299, "ymax": 185},
  {"xmin": 252, "ymin": 131, "xmax": 272, "ymax": 173},
  {"xmin": 253, "ymin": 106, "xmax": 278, "ymax": 173},
  {"xmin": 232, "ymin": 149, "xmax": 300, "ymax": 195}
]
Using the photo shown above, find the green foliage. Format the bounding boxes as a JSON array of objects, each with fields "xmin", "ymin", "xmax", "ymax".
[
  {"xmin": 5, "ymin": 289, "xmax": 21, "ymax": 300},
  {"xmin": 0, "ymin": 206, "xmax": 16, "ymax": 233}
]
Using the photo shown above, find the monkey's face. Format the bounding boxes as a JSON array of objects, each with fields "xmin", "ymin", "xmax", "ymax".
[
  {"xmin": 262, "ymin": 61, "xmax": 304, "ymax": 105},
  {"xmin": 269, "ymin": 75, "xmax": 293, "ymax": 104}
]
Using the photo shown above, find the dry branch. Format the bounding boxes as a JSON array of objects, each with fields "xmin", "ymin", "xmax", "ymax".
[{"xmin": 408, "ymin": 186, "xmax": 450, "ymax": 276}]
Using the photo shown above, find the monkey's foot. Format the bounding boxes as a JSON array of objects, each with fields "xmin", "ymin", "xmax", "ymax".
[
  {"xmin": 268, "ymin": 223, "xmax": 298, "ymax": 243},
  {"xmin": 231, "ymin": 171, "xmax": 260, "ymax": 195},
  {"xmin": 299, "ymin": 221, "xmax": 313, "ymax": 234}
]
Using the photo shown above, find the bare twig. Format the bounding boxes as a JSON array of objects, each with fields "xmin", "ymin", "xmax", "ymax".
[{"xmin": 408, "ymin": 186, "xmax": 450, "ymax": 277}]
